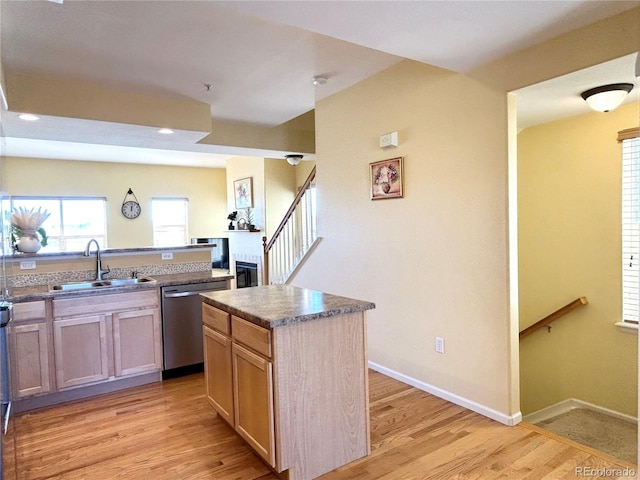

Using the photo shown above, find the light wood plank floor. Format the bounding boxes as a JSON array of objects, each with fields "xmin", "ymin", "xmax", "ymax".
[{"xmin": 13, "ymin": 371, "xmax": 637, "ymax": 479}]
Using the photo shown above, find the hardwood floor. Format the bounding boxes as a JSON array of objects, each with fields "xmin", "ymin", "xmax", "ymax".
[{"xmin": 13, "ymin": 371, "xmax": 637, "ymax": 479}]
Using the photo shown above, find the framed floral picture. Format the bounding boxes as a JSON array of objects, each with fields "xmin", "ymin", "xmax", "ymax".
[
  {"xmin": 234, "ymin": 177, "xmax": 253, "ymax": 209},
  {"xmin": 370, "ymin": 157, "xmax": 403, "ymax": 200}
]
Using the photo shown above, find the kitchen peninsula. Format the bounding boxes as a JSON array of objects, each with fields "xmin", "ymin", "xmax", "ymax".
[{"xmin": 200, "ymin": 285, "xmax": 375, "ymax": 480}]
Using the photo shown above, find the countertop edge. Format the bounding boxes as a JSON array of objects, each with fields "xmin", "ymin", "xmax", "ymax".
[
  {"xmin": 8, "ymin": 270, "xmax": 234, "ymax": 303},
  {"xmin": 201, "ymin": 287, "xmax": 375, "ymax": 329}
]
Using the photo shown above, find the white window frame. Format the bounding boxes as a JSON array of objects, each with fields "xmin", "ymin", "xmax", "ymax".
[
  {"xmin": 622, "ymin": 136, "xmax": 639, "ymax": 324},
  {"xmin": 4, "ymin": 196, "xmax": 107, "ymax": 252},
  {"xmin": 152, "ymin": 198, "xmax": 189, "ymax": 247}
]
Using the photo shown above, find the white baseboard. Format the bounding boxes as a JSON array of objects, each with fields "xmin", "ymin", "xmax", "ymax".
[
  {"xmin": 368, "ymin": 361, "xmax": 522, "ymax": 427},
  {"xmin": 523, "ymin": 398, "xmax": 638, "ymax": 425}
]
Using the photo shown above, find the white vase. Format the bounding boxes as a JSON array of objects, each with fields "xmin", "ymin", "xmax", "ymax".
[{"xmin": 17, "ymin": 232, "xmax": 41, "ymax": 253}]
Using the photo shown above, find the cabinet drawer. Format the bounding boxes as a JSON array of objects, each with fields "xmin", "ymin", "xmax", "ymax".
[
  {"xmin": 53, "ymin": 290, "xmax": 159, "ymax": 318},
  {"xmin": 13, "ymin": 301, "xmax": 46, "ymax": 322},
  {"xmin": 202, "ymin": 304, "xmax": 230, "ymax": 335},
  {"xmin": 232, "ymin": 316, "xmax": 271, "ymax": 358}
]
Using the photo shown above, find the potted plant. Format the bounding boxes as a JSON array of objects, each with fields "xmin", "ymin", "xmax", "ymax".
[
  {"xmin": 10, "ymin": 207, "xmax": 50, "ymax": 253},
  {"xmin": 227, "ymin": 211, "xmax": 238, "ymax": 230},
  {"xmin": 244, "ymin": 207, "xmax": 256, "ymax": 231}
]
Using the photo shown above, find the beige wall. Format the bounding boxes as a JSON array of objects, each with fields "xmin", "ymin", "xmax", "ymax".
[
  {"xmin": 264, "ymin": 158, "xmax": 297, "ymax": 239},
  {"xmin": 263, "ymin": 158, "xmax": 317, "ymax": 239},
  {"xmin": 225, "ymin": 155, "xmax": 265, "ymax": 229},
  {"xmin": 292, "ymin": 8, "xmax": 640, "ymax": 422},
  {"xmin": 292, "ymin": 59, "xmax": 515, "ymax": 418},
  {"xmin": 294, "ymin": 160, "xmax": 316, "ymax": 189},
  {"xmin": 4, "ymin": 157, "xmax": 227, "ymax": 248},
  {"xmin": 519, "ymin": 102, "xmax": 639, "ymax": 417}
]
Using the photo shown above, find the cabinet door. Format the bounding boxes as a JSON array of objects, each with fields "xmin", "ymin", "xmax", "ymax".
[
  {"xmin": 12, "ymin": 322, "xmax": 51, "ymax": 398},
  {"xmin": 113, "ymin": 307, "xmax": 162, "ymax": 377},
  {"xmin": 232, "ymin": 342, "xmax": 275, "ymax": 468},
  {"xmin": 53, "ymin": 315, "xmax": 109, "ymax": 389},
  {"xmin": 203, "ymin": 326, "xmax": 234, "ymax": 425}
]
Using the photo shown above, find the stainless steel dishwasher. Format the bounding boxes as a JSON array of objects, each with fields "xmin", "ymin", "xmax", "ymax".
[{"xmin": 161, "ymin": 281, "xmax": 227, "ymax": 378}]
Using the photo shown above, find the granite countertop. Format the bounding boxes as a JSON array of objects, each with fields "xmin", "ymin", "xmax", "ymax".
[
  {"xmin": 8, "ymin": 269, "xmax": 234, "ymax": 303},
  {"xmin": 200, "ymin": 284, "xmax": 375, "ymax": 328}
]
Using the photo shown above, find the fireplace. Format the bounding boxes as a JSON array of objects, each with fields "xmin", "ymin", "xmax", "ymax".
[{"xmin": 236, "ymin": 261, "xmax": 259, "ymax": 288}]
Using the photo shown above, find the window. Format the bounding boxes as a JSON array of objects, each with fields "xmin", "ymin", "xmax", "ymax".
[
  {"xmin": 4, "ymin": 197, "xmax": 107, "ymax": 252},
  {"xmin": 622, "ymin": 136, "xmax": 639, "ymax": 323},
  {"xmin": 152, "ymin": 198, "xmax": 188, "ymax": 247}
]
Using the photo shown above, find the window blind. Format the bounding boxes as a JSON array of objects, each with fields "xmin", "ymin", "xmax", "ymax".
[{"xmin": 622, "ymin": 137, "xmax": 639, "ymax": 323}]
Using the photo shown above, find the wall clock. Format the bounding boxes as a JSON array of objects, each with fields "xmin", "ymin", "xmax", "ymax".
[{"xmin": 121, "ymin": 188, "xmax": 141, "ymax": 219}]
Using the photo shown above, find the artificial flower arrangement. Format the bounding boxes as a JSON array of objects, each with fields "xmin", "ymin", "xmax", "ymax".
[{"xmin": 10, "ymin": 207, "xmax": 50, "ymax": 252}]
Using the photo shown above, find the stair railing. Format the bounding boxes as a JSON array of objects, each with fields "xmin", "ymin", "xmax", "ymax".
[
  {"xmin": 519, "ymin": 297, "xmax": 588, "ymax": 339},
  {"xmin": 263, "ymin": 166, "xmax": 317, "ymax": 285}
]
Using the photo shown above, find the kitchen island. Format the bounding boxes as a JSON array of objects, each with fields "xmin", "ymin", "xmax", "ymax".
[{"xmin": 200, "ymin": 285, "xmax": 375, "ymax": 480}]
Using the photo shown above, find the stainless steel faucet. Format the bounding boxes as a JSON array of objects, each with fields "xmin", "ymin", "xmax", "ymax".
[{"xmin": 84, "ymin": 239, "xmax": 110, "ymax": 281}]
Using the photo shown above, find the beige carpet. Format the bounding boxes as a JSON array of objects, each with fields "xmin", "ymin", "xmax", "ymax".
[{"xmin": 537, "ymin": 408, "xmax": 637, "ymax": 465}]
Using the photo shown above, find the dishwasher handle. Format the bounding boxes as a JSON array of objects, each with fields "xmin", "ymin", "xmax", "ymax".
[{"xmin": 163, "ymin": 291, "xmax": 204, "ymax": 299}]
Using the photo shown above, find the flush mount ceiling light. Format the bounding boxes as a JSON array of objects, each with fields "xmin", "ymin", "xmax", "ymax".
[
  {"xmin": 18, "ymin": 113, "xmax": 39, "ymax": 121},
  {"xmin": 158, "ymin": 128, "xmax": 174, "ymax": 134},
  {"xmin": 312, "ymin": 75, "xmax": 328, "ymax": 86},
  {"xmin": 285, "ymin": 154, "xmax": 303, "ymax": 166},
  {"xmin": 580, "ymin": 83, "xmax": 634, "ymax": 113}
]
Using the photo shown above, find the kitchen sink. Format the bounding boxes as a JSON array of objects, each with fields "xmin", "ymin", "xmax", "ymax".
[{"xmin": 50, "ymin": 277, "xmax": 156, "ymax": 291}]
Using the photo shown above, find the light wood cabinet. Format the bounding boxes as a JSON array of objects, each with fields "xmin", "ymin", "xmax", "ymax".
[
  {"xmin": 202, "ymin": 298, "xmax": 370, "ymax": 480},
  {"xmin": 232, "ymin": 342, "xmax": 275, "ymax": 467},
  {"xmin": 53, "ymin": 290, "xmax": 161, "ymax": 390},
  {"xmin": 11, "ymin": 301, "xmax": 52, "ymax": 398},
  {"xmin": 202, "ymin": 304, "xmax": 276, "ymax": 467},
  {"xmin": 53, "ymin": 315, "xmax": 109, "ymax": 389},
  {"xmin": 203, "ymin": 325, "xmax": 234, "ymax": 424},
  {"xmin": 113, "ymin": 307, "xmax": 162, "ymax": 377}
]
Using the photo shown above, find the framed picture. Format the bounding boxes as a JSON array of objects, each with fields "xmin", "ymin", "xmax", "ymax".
[
  {"xmin": 370, "ymin": 157, "xmax": 403, "ymax": 200},
  {"xmin": 234, "ymin": 177, "xmax": 253, "ymax": 209}
]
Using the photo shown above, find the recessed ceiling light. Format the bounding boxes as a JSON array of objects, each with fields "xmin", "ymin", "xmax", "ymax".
[
  {"xmin": 18, "ymin": 113, "xmax": 40, "ymax": 121},
  {"xmin": 158, "ymin": 128, "xmax": 174, "ymax": 134}
]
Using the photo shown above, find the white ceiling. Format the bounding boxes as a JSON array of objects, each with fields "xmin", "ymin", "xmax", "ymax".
[{"xmin": 1, "ymin": 0, "xmax": 639, "ymax": 167}]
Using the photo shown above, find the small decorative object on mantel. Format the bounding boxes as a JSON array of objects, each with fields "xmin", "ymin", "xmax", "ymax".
[
  {"xmin": 243, "ymin": 207, "xmax": 256, "ymax": 231},
  {"xmin": 10, "ymin": 207, "xmax": 50, "ymax": 253},
  {"xmin": 227, "ymin": 211, "xmax": 238, "ymax": 230},
  {"xmin": 234, "ymin": 177, "xmax": 253, "ymax": 209},
  {"xmin": 370, "ymin": 157, "xmax": 404, "ymax": 200}
]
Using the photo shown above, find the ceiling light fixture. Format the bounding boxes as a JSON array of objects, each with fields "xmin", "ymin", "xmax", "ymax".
[
  {"xmin": 285, "ymin": 154, "xmax": 303, "ymax": 166},
  {"xmin": 18, "ymin": 113, "xmax": 39, "ymax": 121},
  {"xmin": 580, "ymin": 83, "xmax": 634, "ymax": 113},
  {"xmin": 312, "ymin": 75, "xmax": 328, "ymax": 86},
  {"xmin": 158, "ymin": 128, "xmax": 174, "ymax": 134}
]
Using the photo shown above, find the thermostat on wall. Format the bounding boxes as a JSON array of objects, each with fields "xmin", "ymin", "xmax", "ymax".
[{"xmin": 379, "ymin": 131, "xmax": 398, "ymax": 149}]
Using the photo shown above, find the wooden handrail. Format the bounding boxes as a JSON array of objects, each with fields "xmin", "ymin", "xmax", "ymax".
[
  {"xmin": 263, "ymin": 165, "xmax": 317, "ymax": 285},
  {"xmin": 519, "ymin": 297, "xmax": 588, "ymax": 339},
  {"xmin": 264, "ymin": 165, "xmax": 316, "ymax": 254}
]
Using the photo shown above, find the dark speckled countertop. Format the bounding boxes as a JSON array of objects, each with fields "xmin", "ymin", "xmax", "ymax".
[
  {"xmin": 8, "ymin": 269, "xmax": 233, "ymax": 303},
  {"xmin": 200, "ymin": 285, "xmax": 375, "ymax": 328}
]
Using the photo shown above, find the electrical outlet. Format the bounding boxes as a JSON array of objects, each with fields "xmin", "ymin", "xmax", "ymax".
[
  {"xmin": 19, "ymin": 260, "xmax": 36, "ymax": 270},
  {"xmin": 435, "ymin": 337, "xmax": 445, "ymax": 354},
  {"xmin": 161, "ymin": 252, "xmax": 173, "ymax": 260}
]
